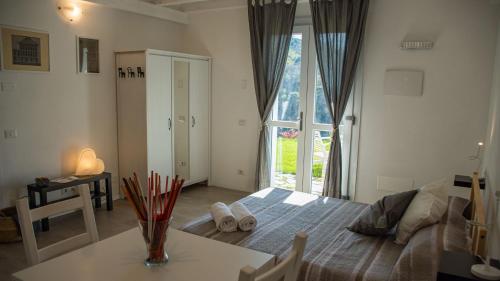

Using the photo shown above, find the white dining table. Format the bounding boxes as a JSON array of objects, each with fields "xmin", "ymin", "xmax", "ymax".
[{"xmin": 12, "ymin": 228, "xmax": 276, "ymax": 281}]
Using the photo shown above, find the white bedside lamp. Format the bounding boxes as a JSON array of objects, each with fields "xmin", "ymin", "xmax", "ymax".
[{"xmin": 470, "ymin": 193, "xmax": 500, "ymax": 280}]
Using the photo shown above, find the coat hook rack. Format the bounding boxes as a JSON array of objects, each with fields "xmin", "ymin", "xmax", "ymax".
[
  {"xmin": 127, "ymin": 67, "xmax": 135, "ymax": 78},
  {"xmin": 118, "ymin": 67, "xmax": 125, "ymax": 78},
  {"xmin": 137, "ymin": 67, "xmax": 145, "ymax": 78}
]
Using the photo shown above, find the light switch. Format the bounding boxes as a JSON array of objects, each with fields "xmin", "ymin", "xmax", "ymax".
[
  {"xmin": 1, "ymin": 82, "xmax": 16, "ymax": 93},
  {"xmin": 238, "ymin": 119, "xmax": 246, "ymax": 126},
  {"xmin": 4, "ymin": 129, "xmax": 18, "ymax": 139}
]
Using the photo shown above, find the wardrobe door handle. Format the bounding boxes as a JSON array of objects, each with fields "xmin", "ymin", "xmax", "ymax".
[
  {"xmin": 168, "ymin": 118, "xmax": 172, "ymax": 131},
  {"xmin": 192, "ymin": 116, "xmax": 196, "ymax": 128}
]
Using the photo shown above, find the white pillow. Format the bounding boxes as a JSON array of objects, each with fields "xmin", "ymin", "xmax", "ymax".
[{"xmin": 395, "ymin": 178, "xmax": 449, "ymax": 245}]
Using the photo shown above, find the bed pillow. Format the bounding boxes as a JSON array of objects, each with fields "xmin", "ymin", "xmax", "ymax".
[
  {"xmin": 395, "ymin": 178, "xmax": 449, "ymax": 245},
  {"xmin": 347, "ymin": 190, "xmax": 418, "ymax": 236}
]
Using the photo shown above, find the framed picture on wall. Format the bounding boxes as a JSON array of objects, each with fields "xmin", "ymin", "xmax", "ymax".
[
  {"xmin": 77, "ymin": 37, "xmax": 99, "ymax": 74},
  {"xmin": 0, "ymin": 27, "xmax": 50, "ymax": 72}
]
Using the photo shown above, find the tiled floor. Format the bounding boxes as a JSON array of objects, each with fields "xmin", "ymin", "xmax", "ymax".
[
  {"xmin": 0, "ymin": 185, "xmax": 248, "ymax": 280},
  {"xmin": 272, "ymin": 172, "xmax": 324, "ymax": 195}
]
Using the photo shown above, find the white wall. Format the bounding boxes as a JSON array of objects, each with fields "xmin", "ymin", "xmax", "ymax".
[
  {"xmin": 182, "ymin": 0, "xmax": 500, "ymax": 198},
  {"xmin": 2, "ymin": 0, "xmax": 499, "ymax": 205},
  {"xmin": 483, "ymin": 19, "xmax": 500, "ymax": 260},
  {"xmin": 0, "ymin": 0, "xmax": 186, "ymax": 208},
  {"xmin": 355, "ymin": 0, "xmax": 499, "ymax": 203},
  {"xmin": 183, "ymin": 8, "xmax": 260, "ymax": 192}
]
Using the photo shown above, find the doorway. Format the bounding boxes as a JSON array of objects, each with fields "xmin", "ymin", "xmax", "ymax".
[{"xmin": 269, "ymin": 26, "xmax": 356, "ymax": 196}]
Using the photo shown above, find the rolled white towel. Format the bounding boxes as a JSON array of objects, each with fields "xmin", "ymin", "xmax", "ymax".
[
  {"xmin": 230, "ymin": 202, "xmax": 257, "ymax": 231},
  {"xmin": 210, "ymin": 202, "xmax": 237, "ymax": 232}
]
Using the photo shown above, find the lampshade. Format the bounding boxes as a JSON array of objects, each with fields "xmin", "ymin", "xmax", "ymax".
[{"xmin": 75, "ymin": 148, "xmax": 105, "ymax": 176}]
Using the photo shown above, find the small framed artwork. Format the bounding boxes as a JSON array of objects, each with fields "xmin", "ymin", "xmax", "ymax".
[
  {"xmin": 77, "ymin": 37, "xmax": 99, "ymax": 74},
  {"xmin": 0, "ymin": 27, "xmax": 50, "ymax": 72}
]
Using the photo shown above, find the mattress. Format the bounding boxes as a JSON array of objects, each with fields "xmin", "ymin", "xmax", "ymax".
[{"xmin": 181, "ymin": 188, "xmax": 469, "ymax": 281}]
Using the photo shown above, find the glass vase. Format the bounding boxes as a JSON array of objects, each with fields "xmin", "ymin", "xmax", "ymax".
[{"xmin": 139, "ymin": 218, "xmax": 170, "ymax": 267}]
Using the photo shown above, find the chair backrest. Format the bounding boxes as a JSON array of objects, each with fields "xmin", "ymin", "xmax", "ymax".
[
  {"xmin": 16, "ymin": 185, "xmax": 99, "ymax": 265},
  {"xmin": 238, "ymin": 232, "xmax": 307, "ymax": 281}
]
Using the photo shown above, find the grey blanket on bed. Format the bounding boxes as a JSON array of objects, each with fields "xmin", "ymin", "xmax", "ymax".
[{"xmin": 181, "ymin": 188, "xmax": 469, "ymax": 281}]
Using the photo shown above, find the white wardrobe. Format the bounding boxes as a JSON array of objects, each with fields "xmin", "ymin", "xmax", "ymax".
[{"xmin": 116, "ymin": 49, "xmax": 210, "ymax": 193}]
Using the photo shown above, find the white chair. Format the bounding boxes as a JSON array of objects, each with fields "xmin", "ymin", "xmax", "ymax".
[
  {"xmin": 312, "ymin": 131, "xmax": 330, "ymax": 178},
  {"xmin": 16, "ymin": 185, "xmax": 99, "ymax": 265},
  {"xmin": 238, "ymin": 232, "xmax": 308, "ymax": 281}
]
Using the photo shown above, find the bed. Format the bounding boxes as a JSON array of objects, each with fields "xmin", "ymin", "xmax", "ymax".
[{"xmin": 181, "ymin": 186, "xmax": 474, "ymax": 281}]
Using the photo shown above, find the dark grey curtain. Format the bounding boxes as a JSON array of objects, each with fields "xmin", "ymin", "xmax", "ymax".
[
  {"xmin": 310, "ymin": 0, "xmax": 369, "ymax": 198},
  {"xmin": 248, "ymin": 0, "xmax": 297, "ymax": 190}
]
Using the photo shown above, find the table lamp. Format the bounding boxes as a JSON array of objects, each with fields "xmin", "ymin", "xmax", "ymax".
[
  {"xmin": 470, "ymin": 193, "xmax": 500, "ymax": 280},
  {"xmin": 75, "ymin": 148, "xmax": 105, "ymax": 176}
]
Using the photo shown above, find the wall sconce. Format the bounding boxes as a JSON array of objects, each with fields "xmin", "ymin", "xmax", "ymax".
[
  {"xmin": 57, "ymin": 2, "xmax": 82, "ymax": 23},
  {"xmin": 468, "ymin": 141, "xmax": 485, "ymax": 172},
  {"xmin": 400, "ymin": 40, "xmax": 434, "ymax": 50},
  {"xmin": 469, "ymin": 142, "xmax": 485, "ymax": 160},
  {"xmin": 75, "ymin": 148, "xmax": 105, "ymax": 176}
]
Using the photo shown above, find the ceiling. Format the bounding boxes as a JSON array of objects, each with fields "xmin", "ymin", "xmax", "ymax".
[
  {"xmin": 82, "ymin": 0, "xmax": 309, "ymax": 24},
  {"xmin": 141, "ymin": 0, "xmax": 247, "ymax": 12}
]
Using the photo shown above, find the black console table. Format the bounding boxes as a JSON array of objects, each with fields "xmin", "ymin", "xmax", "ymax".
[
  {"xmin": 454, "ymin": 175, "xmax": 486, "ymax": 190},
  {"xmin": 438, "ymin": 250, "xmax": 500, "ymax": 280},
  {"xmin": 27, "ymin": 172, "xmax": 113, "ymax": 232}
]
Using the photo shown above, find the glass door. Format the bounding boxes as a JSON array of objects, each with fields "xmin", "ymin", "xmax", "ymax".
[
  {"xmin": 302, "ymin": 64, "xmax": 355, "ymax": 196},
  {"xmin": 269, "ymin": 26, "xmax": 355, "ymax": 196},
  {"xmin": 269, "ymin": 26, "xmax": 309, "ymax": 192},
  {"xmin": 302, "ymin": 63, "xmax": 334, "ymax": 195}
]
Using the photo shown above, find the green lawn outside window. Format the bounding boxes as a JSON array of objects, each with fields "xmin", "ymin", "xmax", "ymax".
[{"xmin": 275, "ymin": 137, "xmax": 330, "ymax": 178}]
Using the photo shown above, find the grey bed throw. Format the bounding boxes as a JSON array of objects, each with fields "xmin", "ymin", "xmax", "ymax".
[{"xmin": 181, "ymin": 188, "xmax": 469, "ymax": 281}]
